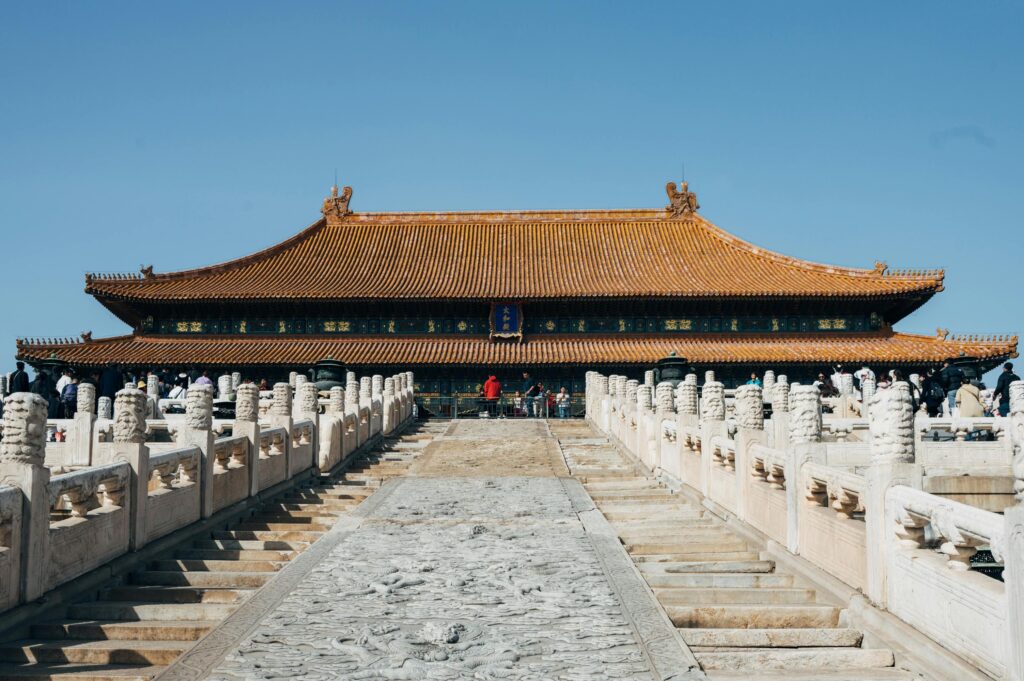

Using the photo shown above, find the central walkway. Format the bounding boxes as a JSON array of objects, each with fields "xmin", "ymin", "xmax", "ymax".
[{"xmin": 194, "ymin": 420, "xmax": 694, "ymax": 680}]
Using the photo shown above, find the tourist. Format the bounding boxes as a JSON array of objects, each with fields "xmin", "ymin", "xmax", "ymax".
[
  {"xmin": 29, "ymin": 369, "xmax": 60, "ymax": 418},
  {"xmin": 813, "ymin": 373, "xmax": 828, "ymax": 391},
  {"xmin": 512, "ymin": 390, "xmax": 524, "ymax": 417},
  {"xmin": 992, "ymin": 362, "xmax": 1020, "ymax": 417},
  {"xmin": 483, "ymin": 375, "xmax": 501, "ymax": 417},
  {"xmin": 979, "ymin": 383, "xmax": 995, "ymax": 416},
  {"xmin": 55, "ymin": 368, "xmax": 73, "ymax": 399},
  {"xmin": 922, "ymin": 369, "xmax": 944, "ymax": 417},
  {"xmin": 939, "ymin": 360, "xmax": 964, "ymax": 416},
  {"xmin": 854, "ymin": 364, "xmax": 875, "ymax": 390},
  {"xmin": 556, "ymin": 387, "xmax": 571, "ymax": 418},
  {"xmin": 533, "ymin": 382, "xmax": 546, "ymax": 417},
  {"xmin": 194, "ymin": 370, "xmax": 214, "ymax": 386},
  {"xmin": 61, "ymin": 376, "xmax": 78, "ymax": 418},
  {"xmin": 167, "ymin": 378, "xmax": 187, "ymax": 400},
  {"xmin": 746, "ymin": 372, "xmax": 761, "ymax": 386},
  {"xmin": 955, "ymin": 376, "xmax": 984, "ymax": 418},
  {"xmin": 9, "ymin": 361, "xmax": 30, "ymax": 393},
  {"xmin": 258, "ymin": 378, "xmax": 270, "ymax": 391}
]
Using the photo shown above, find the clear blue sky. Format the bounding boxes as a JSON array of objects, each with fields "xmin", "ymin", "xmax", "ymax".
[{"xmin": 1, "ymin": 1, "xmax": 1021, "ymax": 383}]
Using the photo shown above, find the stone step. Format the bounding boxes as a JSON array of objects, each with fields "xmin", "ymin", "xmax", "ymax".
[
  {"xmin": 655, "ymin": 587, "xmax": 816, "ymax": 605},
  {"xmin": 705, "ymin": 670, "xmax": 919, "ymax": 680},
  {"xmin": 214, "ymin": 529, "xmax": 323, "ymax": 542},
  {"xmin": 232, "ymin": 521, "xmax": 330, "ymax": 533},
  {"xmin": 639, "ymin": 560, "xmax": 775, "ymax": 574},
  {"xmin": 0, "ymin": 663, "xmax": 164, "ymax": 680},
  {"xmin": 682, "ymin": 628, "xmax": 863, "ymax": 648},
  {"xmin": 280, "ymin": 495, "xmax": 364, "ymax": 506},
  {"xmin": 249, "ymin": 514, "xmax": 333, "ymax": 526},
  {"xmin": 31, "ymin": 621, "xmax": 215, "ymax": 642},
  {"xmin": 192, "ymin": 539, "xmax": 309, "ymax": 552},
  {"xmin": 0, "ymin": 639, "xmax": 192, "ymax": 665},
  {"xmin": 625, "ymin": 540, "xmax": 750, "ymax": 555},
  {"xmin": 613, "ymin": 518, "xmax": 717, "ymax": 528},
  {"xmin": 632, "ymin": 550, "xmax": 761, "ymax": 563},
  {"xmin": 696, "ymin": 647, "xmax": 895, "ymax": 671},
  {"xmin": 668, "ymin": 604, "xmax": 841, "ymax": 629},
  {"xmin": 602, "ymin": 510, "xmax": 706, "ymax": 522},
  {"xmin": 98, "ymin": 586, "xmax": 249, "ymax": 604},
  {"xmin": 643, "ymin": 573, "xmax": 793, "ymax": 589},
  {"xmin": 150, "ymin": 559, "xmax": 283, "ymax": 573},
  {"xmin": 265, "ymin": 504, "xmax": 343, "ymax": 516},
  {"xmin": 174, "ymin": 548, "xmax": 296, "ymax": 561},
  {"xmin": 618, "ymin": 526, "xmax": 733, "ymax": 540},
  {"xmin": 66, "ymin": 602, "xmax": 238, "ymax": 622},
  {"xmin": 130, "ymin": 571, "xmax": 271, "ymax": 588}
]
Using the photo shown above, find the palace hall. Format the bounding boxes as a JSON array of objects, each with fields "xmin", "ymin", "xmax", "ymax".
[{"xmin": 15, "ymin": 181, "xmax": 1018, "ymax": 401}]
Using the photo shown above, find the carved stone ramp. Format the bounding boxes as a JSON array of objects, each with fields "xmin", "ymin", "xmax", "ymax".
[
  {"xmin": 0, "ymin": 422, "xmax": 445, "ymax": 681},
  {"xmin": 155, "ymin": 419, "xmax": 701, "ymax": 680},
  {"xmin": 548, "ymin": 419, "xmax": 927, "ymax": 681}
]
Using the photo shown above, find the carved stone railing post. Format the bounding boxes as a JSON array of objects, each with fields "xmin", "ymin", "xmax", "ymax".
[
  {"xmin": 382, "ymin": 378, "xmax": 396, "ymax": 436},
  {"xmin": 699, "ymin": 381, "xmax": 725, "ymax": 497},
  {"xmin": 97, "ymin": 388, "xmax": 150, "ymax": 549},
  {"xmin": 865, "ymin": 381, "xmax": 921, "ymax": 606},
  {"xmin": 370, "ymin": 375, "xmax": 384, "ymax": 436},
  {"xmin": 176, "ymin": 385, "xmax": 215, "ymax": 518},
  {"xmin": 217, "ymin": 374, "xmax": 233, "ymax": 402},
  {"xmin": 772, "ymin": 375, "xmax": 790, "ymax": 448},
  {"xmin": 861, "ymin": 375, "xmax": 876, "ymax": 418},
  {"xmin": 0, "ymin": 392, "xmax": 51, "ymax": 603},
  {"xmin": 404, "ymin": 371, "xmax": 415, "ymax": 421},
  {"xmin": 359, "ymin": 377, "xmax": 372, "ymax": 440},
  {"xmin": 763, "ymin": 370, "xmax": 776, "ymax": 402},
  {"xmin": 785, "ymin": 384, "xmax": 823, "ymax": 553},
  {"xmin": 71, "ymin": 382, "xmax": 97, "ymax": 466},
  {"xmin": 734, "ymin": 384, "xmax": 765, "ymax": 519},
  {"xmin": 146, "ymin": 373, "xmax": 161, "ymax": 419},
  {"xmin": 231, "ymin": 372, "xmax": 241, "ymax": 393},
  {"xmin": 234, "ymin": 384, "xmax": 261, "ymax": 497},
  {"xmin": 1004, "ymin": 381, "xmax": 1024, "ymax": 681},
  {"xmin": 644, "ymin": 370, "xmax": 655, "ymax": 387},
  {"xmin": 98, "ymin": 396, "xmax": 112, "ymax": 420},
  {"xmin": 294, "ymin": 382, "xmax": 320, "ymax": 472},
  {"xmin": 678, "ymin": 374, "xmax": 698, "ymax": 427},
  {"xmin": 655, "ymin": 382, "xmax": 674, "ymax": 418},
  {"xmin": 268, "ymin": 382, "xmax": 293, "ymax": 476}
]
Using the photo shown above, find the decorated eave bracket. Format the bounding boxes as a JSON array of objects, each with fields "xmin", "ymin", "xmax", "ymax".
[
  {"xmin": 489, "ymin": 303, "xmax": 524, "ymax": 342},
  {"xmin": 322, "ymin": 184, "xmax": 353, "ymax": 222},
  {"xmin": 665, "ymin": 181, "xmax": 699, "ymax": 218}
]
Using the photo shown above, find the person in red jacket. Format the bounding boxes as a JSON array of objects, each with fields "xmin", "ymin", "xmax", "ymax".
[{"xmin": 482, "ymin": 375, "xmax": 502, "ymax": 417}]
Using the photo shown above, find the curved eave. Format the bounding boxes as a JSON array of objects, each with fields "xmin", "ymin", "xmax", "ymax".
[{"xmin": 17, "ymin": 331, "xmax": 1017, "ymax": 369}]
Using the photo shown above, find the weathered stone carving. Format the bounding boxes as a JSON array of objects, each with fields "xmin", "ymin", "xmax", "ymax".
[
  {"xmin": 701, "ymin": 381, "xmax": 725, "ymax": 421},
  {"xmin": 636, "ymin": 385, "xmax": 653, "ymax": 410},
  {"xmin": 217, "ymin": 374, "xmax": 233, "ymax": 400},
  {"xmin": 297, "ymin": 382, "xmax": 319, "ymax": 415},
  {"xmin": 360, "ymin": 377, "xmax": 372, "ymax": 399},
  {"xmin": 372, "ymin": 375, "xmax": 383, "ymax": 397},
  {"xmin": 735, "ymin": 384, "xmax": 764, "ymax": 430},
  {"xmin": 1011, "ymin": 381, "xmax": 1024, "ymax": 503},
  {"xmin": 0, "ymin": 392, "xmax": 48, "ymax": 465},
  {"xmin": 789, "ymin": 384, "xmax": 822, "ymax": 444},
  {"xmin": 288, "ymin": 372, "xmax": 298, "ymax": 388},
  {"xmin": 113, "ymin": 388, "xmax": 147, "ymax": 443},
  {"xmin": 861, "ymin": 375, "xmax": 876, "ymax": 415},
  {"xmin": 329, "ymin": 386, "xmax": 345, "ymax": 414},
  {"xmin": 656, "ymin": 382, "xmax": 674, "ymax": 415},
  {"xmin": 405, "ymin": 371, "xmax": 414, "ymax": 393},
  {"xmin": 773, "ymin": 376, "xmax": 790, "ymax": 413},
  {"xmin": 869, "ymin": 382, "xmax": 915, "ymax": 463},
  {"xmin": 235, "ymin": 384, "xmax": 259, "ymax": 422},
  {"xmin": 146, "ymin": 374, "xmax": 160, "ymax": 400},
  {"xmin": 840, "ymin": 373, "xmax": 854, "ymax": 396},
  {"xmin": 763, "ymin": 370, "xmax": 776, "ymax": 398},
  {"xmin": 97, "ymin": 396, "xmax": 112, "ymax": 419},
  {"xmin": 643, "ymin": 370, "xmax": 655, "ymax": 387},
  {"xmin": 185, "ymin": 385, "xmax": 214, "ymax": 431},
  {"xmin": 625, "ymin": 379, "xmax": 639, "ymax": 403},
  {"xmin": 704, "ymin": 370, "xmax": 715, "ymax": 384},
  {"xmin": 678, "ymin": 378, "xmax": 698, "ymax": 416},
  {"xmin": 665, "ymin": 180, "xmax": 699, "ymax": 217},
  {"xmin": 607, "ymin": 375, "xmax": 619, "ymax": 397},
  {"xmin": 321, "ymin": 184, "xmax": 353, "ymax": 219},
  {"xmin": 272, "ymin": 383, "xmax": 292, "ymax": 417},
  {"xmin": 595, "ymin": 375, "xmax": 608, "ymax": 396},
  {"xmin": 384, "ymin": 378, "xmax": 395, "ymax": 397},
  {"xmin": 76, "ymin": 382, "xmax": 96, "ymax": 415}
]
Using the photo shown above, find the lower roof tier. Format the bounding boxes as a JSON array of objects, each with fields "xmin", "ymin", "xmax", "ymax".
[{"xmin": 15, "ymin": 332, "xmax": 1018, "ymax": 369}]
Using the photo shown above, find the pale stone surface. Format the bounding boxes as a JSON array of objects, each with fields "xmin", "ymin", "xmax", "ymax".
[
  {"xmin": 1, "ymin": 393, "xmax": 48, "ymax": 465},
  {"xmin": 271, "ymin": 383, "xmax": 291, "ymax": 416},
  {"xmin": 735, "ymin": 384, "xmax": 763, "ymax": 431},
  {"xmin": 788, "ymin": 385, "xmax": 821, "ymax": 444},
  {"xmin": 637, "ymin": 385, "xmax": 653, "ymax": 410},
  {"xmin": 701, "ymin": 382, "xmax": 725, "ymax": 421},
  {"xmin": 97, "ymin": 396, "xmax": 112, "ymax": 419},
  {"xmin": 234, "ymin": 384, "xmax": 259, "ymax": 422},
  {"xmin": 76, "ymin": 382, "xmax": 96, "ymax": 415},
  {"xmin": 329, "ymin": 386, "xmax": 345, "ymax": 414},
  {"xmin": 869, "ymin": 382, "xmax": 915, "ymax": 464},
  {"xmin": 186, "ymin": 385, "xmax": 214, "ymax": 431},
  {"xmin": 205, "ymin": 441, "xmax": 676, "ymax": 680},
  {"xmin": 113, "ymin": 388, "xmax": 147, "ymax": 443}
]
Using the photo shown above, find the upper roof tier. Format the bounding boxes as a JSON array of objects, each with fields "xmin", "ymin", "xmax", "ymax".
[{"xmin": 85, "ymin": 183, "xmax": 944, "ymax": 305}]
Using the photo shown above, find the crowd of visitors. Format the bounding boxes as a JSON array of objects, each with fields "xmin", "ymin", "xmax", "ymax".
[{"xmin": 476, "ymin": 372, "xmax": 573, "ymax": 418}]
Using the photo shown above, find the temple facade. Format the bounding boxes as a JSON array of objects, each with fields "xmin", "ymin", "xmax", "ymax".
[{"xmin": 16, "ymin": 181, "xmax": 1017, "ymax": 408}]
